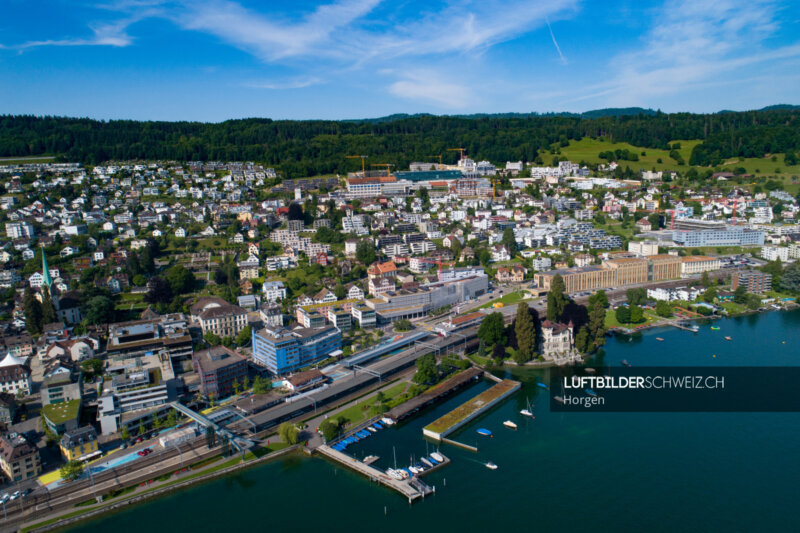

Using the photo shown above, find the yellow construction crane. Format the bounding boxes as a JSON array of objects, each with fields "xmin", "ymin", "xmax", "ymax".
[
  {"xmin": 447, "ymin": 148, "xmax": 466, "ymax": 161},
  {"xmin": 370, "ymin": 163, "xmax": 394, "ymax": 178},
  {"xmin": 346, "ymin": 155, "xmax": 368, "ymax": 176},
  {"xmin": 427, "ymin": 154, "xmax": 443, "ymax": 168}
]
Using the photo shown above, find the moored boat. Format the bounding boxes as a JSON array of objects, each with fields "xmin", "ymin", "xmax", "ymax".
[
  {"xmin": 503, "ymin": 420, "xmax": 517, "ymax": 429},
  {"xmin": 420, "ymin": 457, "xmax": 434, "ymax": 468},
  {"xmin": 485, "ymin": 461, "xmax": 498, "ymax": 470},
  {"xmin": 586, "ymin": 388, "xmax": 598, "ymax": 397},
  {"xmin": 431, "ymin": 452, "xmax": 445, "ymax": 463},
  {"xmin": 477, "ymin": 428, "xmax": 493, "ymax": 437}
]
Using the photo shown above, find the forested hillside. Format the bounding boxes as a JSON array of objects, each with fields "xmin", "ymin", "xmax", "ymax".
[{"xmin": 1, "ymin": 109, "xmax": 798, "ymax": 177}]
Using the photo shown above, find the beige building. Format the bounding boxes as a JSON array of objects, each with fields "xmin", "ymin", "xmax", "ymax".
[
  {"xmin": 602, "ymin": 258, "xmax": 649, "ymax": 286},
  {"xmin": 198, "ymin": 304, "xmax": 248, "ymax": 338},
  {"xmin": 540, "ymin": 321, "xmax": 579, "ymax": 363},
  {"xmin": 535, "ymin": 255, "xmax": 682, "ymax": 294},
  {"xmin": 649, "ymin": 254, "xmax": 682, "ymax": 280},
  {"xmin": 0, "ymin": 432, "xmax": 41, "ymax": 482},
  {"xmin": 681, "ymin": 256, "xmax": 722, "ymax": 277},
  {"xmin": 628, "ymin": 241, "xmax": 659, "ymax": 256},
  {"xmin": 535, "ymin": 266, "xmax": 616, "ymax": 293}
]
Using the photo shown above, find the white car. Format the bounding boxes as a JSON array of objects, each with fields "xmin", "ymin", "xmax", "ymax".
[{"xmin": 9, "ymin": 491, "xmax": 20, "ymax": 500}]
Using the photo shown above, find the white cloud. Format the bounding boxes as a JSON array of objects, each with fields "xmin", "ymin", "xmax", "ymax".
[
  {"xmin": 244, "ymin": 77, "xmax": 323, "ymax": 90},
  {"xmin": 388, "ymin": 72, "xmax": 473, "ymax": 108},
  {"xmin": 591, "ymin": 0, "xmax": 800, "ymax": 107}
]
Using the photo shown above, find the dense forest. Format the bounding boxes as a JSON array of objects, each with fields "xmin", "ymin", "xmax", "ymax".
[{"xmin": 1, "ymin": 108, "xmax": 798, "ymax": 177}]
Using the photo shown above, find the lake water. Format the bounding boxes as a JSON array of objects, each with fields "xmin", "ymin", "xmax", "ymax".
[{"xmin": 67, "ymin": 309, "xmax": 800, "ymax": 532}]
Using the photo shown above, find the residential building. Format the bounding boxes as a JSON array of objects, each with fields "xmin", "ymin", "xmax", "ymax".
[
  {"xmin": 0, "ymin": 432, "xmax": 41, "ymax": 481},
  {"xmin": 681, "ymin": 256, "xmax": 722, "ymax": 277},
  {"xmin": 198, "ymin": 303, "xmax": 248, "ymax": 338},
  {"xmin": 760, "ymin": 246, "xmax": 790, "ymax": 262},
  {"xmin": 540, "ymin": 321, "xmax": 579, "ymax": 363},
  {"xmin": 263, "ymin": 281, "xmax": 287, "ymax": 302},
  {"xmin": 732, "ymin": 270, "xmax": 772, "ymax": 293},
  {"xmin": 672, "ymin": 226, "xmax": 765, "ymax": 247},
  {"xmin": 252, "ymin": 325, "xmax": 342, "ymax": 375},
  {"xmin": 351, "ymin": 304, "xmax": 376, "ymax": 329},
  {"xmin": 0, "ymin": 394, "xmax": 17, "ymax": 426},
  {"xmin": 193, "ymin": 345, "xmax": 249, "ymax": 399},
  {"xmin": 5, "ymin": 222, "xmax": 35, "ymax": 239},
  {"xmin": 496, "ymin": 265, "xmax": 527, "ymax": 283},
  {"xmin": 59, "ymin": 426, "xmax": 100, "ymax": 461},
  {"xmin": 0, "ymin": 353, "xmax": 31, "ymax": 396}
]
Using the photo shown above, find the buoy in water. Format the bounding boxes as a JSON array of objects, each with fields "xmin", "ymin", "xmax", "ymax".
[{"xmin": 713, "ymin": 354, "xmax": 716, "ymax": 358}]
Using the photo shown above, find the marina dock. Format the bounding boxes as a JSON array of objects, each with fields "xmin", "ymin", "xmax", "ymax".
[
  {"xmin": 316, "ymin": 445, "xmax": 431, "ymax": 503},
  {"xmin": 423, "ymin": 379, "xmax": 521, "ymax": 441},
  {"xmin": 386, "ymin": 367, "xmax": 483, "ymax": 422}
]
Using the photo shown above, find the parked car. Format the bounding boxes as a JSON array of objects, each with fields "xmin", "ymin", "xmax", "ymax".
[
  {"xmin": 10, "ymin": 491, "xmax": 21, "ymax": 500},
  {"xmin": 137, "ymin": 448, "xmax": 152, "ymax": 457},
  {"xmin": 0, "ymin": 494, "xmax": 9, "ymax": 504}
]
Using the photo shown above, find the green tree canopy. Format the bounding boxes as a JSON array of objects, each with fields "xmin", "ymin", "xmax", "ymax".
[
  {"xmin": 413, "ymin": 353, "xmax": 438, "ymax": 384},
  {"xmin": 477, "ymin": 312, "xmax": 506, "ymax": 346},
  {"xmin": 546, "ymin": 274, "xmax": 568, "ymax": 321}
]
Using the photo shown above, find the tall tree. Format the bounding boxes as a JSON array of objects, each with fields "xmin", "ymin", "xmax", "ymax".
[
  {"xmin": 84, "ymin": 295, "xmax": 115, "ymax": 325},
  {"xmin": 23, "ymin": 288, "xmax": 43, "ymax": 335},
  {"xmin": 41, "ymin": 289, "xmax": 57, "ymax": 325},
  {"xmin": 501, "ymin": 227, "xmax": 518, "ymax": 256},
  {"xmin": 477, "ymin": 312, "xmax": 506, "ymax": 347},
  {"xmin": 355, "ymin": 240, "xmax": 376, "ymax": 265},
  {"xmin": 546, "ymin": 274, "xmax": 568, "ymax": 321},
  {"xmin": 515, "ymin": 302, "xmax": 536, "ymax": 362}
]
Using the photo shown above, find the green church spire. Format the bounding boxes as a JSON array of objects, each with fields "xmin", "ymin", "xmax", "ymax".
[{"xmin": 41, "ymin": 245, "xmax": 53, "ymax": 290}]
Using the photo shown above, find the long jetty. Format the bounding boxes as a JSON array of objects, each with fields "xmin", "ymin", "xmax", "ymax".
[
  {"xmin": 316, "ymin": 445, "xmax": 429, "ymax": 503},
  {"xmin": 423, "ymin": 378, "xmax": 521, "ymax": 441},
  {"xmin": 386, "ymin": 367, "xmax": 483, "ymax": 422}
]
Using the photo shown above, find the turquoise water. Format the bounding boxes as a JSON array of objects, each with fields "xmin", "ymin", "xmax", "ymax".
[{"xmin": 67, "ymin": 310, "xmax": 800, "ymax": 532}]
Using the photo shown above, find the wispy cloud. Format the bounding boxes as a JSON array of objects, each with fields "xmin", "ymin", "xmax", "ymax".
[
  {"xmin": 587, "ymin": 0, "xmax": 800, "ymax": 107},
  {"xmin": 545, "ymin": 17, "xmax": 567, "ymax": 65},
  {"xmin": 388, "ymin": 71, "xmax": 473, "ymax": 108},
  {"xmin": 244, "ymin": 77, "xmax": 323, "ymax": 90},
  {"xmin": 5, "ymin": 17, "xmax": 137, "ymax": 48}
]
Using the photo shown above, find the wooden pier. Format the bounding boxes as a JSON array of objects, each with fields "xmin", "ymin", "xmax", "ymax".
[
  {"xmin": 441, "ymin": 438, "xmax": 478, "ymax": 452},
  {"xmin": 423, "ymin": 379, "xmax": 522, "ymax": 441},
  {"xmin": 316, "ymin": 445, "xmax": 425, "ymax": 503}
]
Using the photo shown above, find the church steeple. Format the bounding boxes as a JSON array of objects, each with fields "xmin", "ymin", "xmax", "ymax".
[{"xmin": 41, "ymin": 245, "xmax": 53, "ymax": 291}]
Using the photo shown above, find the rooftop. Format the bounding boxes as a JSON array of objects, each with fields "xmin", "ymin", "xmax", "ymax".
[{"xmin": 42, "ymin": 399, "xmax": 81, "ymax": 425}]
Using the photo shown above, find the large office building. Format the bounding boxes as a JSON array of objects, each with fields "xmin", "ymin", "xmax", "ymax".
[
  {"xmin": 731, "ymin": 270, "xmax": 772, "ymax": 293},
  {"xmin": 192, "ymin": 346, "xmax": 248, "ymax": 399},
  {"xmin": 680, "ymin": 256, "xmax": 722, "ymax": 276},
  {"xmin": 365, "ymin": 273, "xmax": 488, "ymax": 322},
  {"xmin": 252, "ymin": 325, "xmax": 342, "ymax": 375},
  {"xmin": 672, "ymin": 226, "xmax": 765, "ymax": 247},
  {"xmin": 534, "ymin": 255, "xmax": 682, "ymax": 294},
  {"xmin": 107, "ymin": 315, "xmax": 193, "ymax": 361}
]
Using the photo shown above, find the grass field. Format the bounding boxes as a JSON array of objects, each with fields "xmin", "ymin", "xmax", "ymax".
[
  {"xmin": 604, "ymin": 308, "xmax": 659, "ymax": 329},
  {"xmin": 557, "ymin": 138, "xmax": 701, "ymax": 172},
  {"xmin": 333, "ymin": 381, "xmax": 408, "ymax": 426},
  {"xmin": 477, "ymin": 290, "xmax": 528, "ymax": 309}
]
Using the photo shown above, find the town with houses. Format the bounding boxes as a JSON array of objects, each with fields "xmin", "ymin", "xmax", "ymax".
[{"xmin": 0, "ymin": 153, "xmax": 797, "ymax": 526}]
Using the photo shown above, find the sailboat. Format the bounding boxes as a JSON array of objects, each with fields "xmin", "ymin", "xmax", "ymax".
[{"xmin": 520, "ymin": 397, "xmax": 534, "ymax": 417}]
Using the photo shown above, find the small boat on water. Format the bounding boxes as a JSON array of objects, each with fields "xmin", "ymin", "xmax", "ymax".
[
  {"xmin": 477, "ymin": 428, "xmax": 493, "ymax": 437},
  {"xmin": 585, "ymin": 388, "xmax": 598, "ymax": 397},
  {"xmin": 711, "ymin": 326, "xmax": 720, "ymax": 331},
  {"xmin": 554, "ymin": 396, "xmax": 565, "ymax": 404},
  {"xmin": 520, "ymin": 397, "xmax": 534, "ymax": 417},
  {"xmin": 725, "ymin": 336, "xmax": 732, "ymax": 341},
  {"xmin": 503, "ymin": 420, "xmax": 518, "ymax": 430},
  {"xmin": 420, "ymin": 457, "xmax": 434, "ymax": 468},
  {"xmin": 431, "ymin": 452, "xmax": 445, "ymax": 463},
  {"xmin": 381, "ymin": 417, "xmax": 395, "ymax": 426},
  {"xmin": 656, "ymin": 337, "xmax": 664, "ymax": 341},
  {"xmin": 621, "ymin": 360, "xmax": 631, "ymax": 367},
  {"xmin": 367, "ymin": 427, "xmax": 377, "ymax": 433},
  {"xmin": 537, "ymin": 383, "xmax": 549, "ymax": 390},
  {"xmin": 485, "ymin": 462, "xmax": 498, "ymax": 470},
  {"xmin": 585, "ymin": 367, "xmax": 596, "ymax": 374}
]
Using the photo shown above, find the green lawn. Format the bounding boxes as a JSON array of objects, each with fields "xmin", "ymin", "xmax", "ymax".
[
  {"xmin": 718, "ymin": 154, "xmax": 800, "ymax": 178},
  {"xmin": 604, "ymin": 309, "xmax": 658, "ymax": 329},
  {"xmin": 333, "ymin": 382, "xmax": 408, "ymax": 426},
  {"xmin": 41, "ymin": 400, "xmax": 81, "ymax": 425},
  {"xmin": 557, "ymin": 137, "xmax": 701, "ymax": 172},
  {"xmin": 477, "ymin": 290, "xmax": 527, "ymax": 309}
]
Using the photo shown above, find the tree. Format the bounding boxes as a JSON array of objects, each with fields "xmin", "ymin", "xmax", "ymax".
[
  {"xmin": 493, "ymin": 342, "xmax": 508, "ymax": 360},
  {"xmin": 145, "ymin": 276, "xmax": 173, "ymax": 304},
  {"xmin": 138, "ymin": 420, "xmax": 146, "ymax": 436},
  {"xmin": 394, "ymin": 319, "xmax": 412, "ymax": 331},
  {"xmin": 84, "ymin": 296, "xmax": 115, "ymax": 326},
  {"xmin": 59, "ymin": 460, "xmax": 84, "ymax": 482},
  {"xmin": 615, "ymin": 306, "xmax": 631, "ymax": 324},
  {"xmin": 733, "ymin": 285, "xmax": 748, "ymax": 303},
  {"xmin": 416, "ymin": 187, "xmax": 430, "ymax": 204},
  {"xmin": 546, "ymin": 274, "xmax": 568, "ymax": 321},
  {"xmin": 319, "ymin": 418, "xmax": 341, "ymax": 441},
  {"xmin": 501, "ymin": 227, "xmax": 518, "ymax": 257},
  {"xmin": 334, "ymin": 283, "xmax": 346, "ymax": 300},
  {"xmin": 588, "ymin": 290, "xmax": 609, "ymax": 309},
  {"xmin": 629, "ymin": 305, "xmax": 644, "ymax": 323},
  {"xmin": 655, "ymin": 300, "xmax": 672, "ymax": 317},
  {"xmin": 41, "ymin": 290, "xmax": 57, "ymax": 325},
  {"xmin": 287, "ymin": 203, "xmax": 304, "ymax": 221},
  {"xmin": 626, "ymin": 288, "xmax": 647, "ymax": 306},
  {"xmin": 278, "ymin": 422, "xmax": 300, "ymax": 445},
  {"xmin": 779, "ymin": 262, "xmax": 800, "ymax": 293},
  {"xmin": 235, "ymin": 325, "xmax": 252, "ymax": 346},
  {"xmin": 575, "ymin": 326, "xmax": 590, "ymax": 353},
  {"xmin": 477, "ymin": 312, "xmax": 505, "ymax": 346},
  {"xmin": 700, "ymin": 271, "xmax": 711, "ymax": 288},
  {"xmin": 515, "ymin": 302, "xmax": 536, "ymax": 362},
  {"xmin": 165, "ymin": 265, "xmax": 196, "ymax": 295},
  {"xmin": 166, "ymin": 409, "xmax": 178, "ymax": 428},
  {"xmin": 414, "ymin": 353, "xmax": 438, "ymax": 384},
  {"xmin": 252, "ymin": 375, "xmax": 270, "ymax": 394},
  {"xmin": 23, "ymin": 287, "xmax": 43, "ymax": 335},
  {"xmin": 81, "ymin": 358, "xmax": 104, "ymax": 377},
  {"xmin": 203, "ymin": 331, "xmax": 221, "ymax": 346},
  {"xmin": 745, "ymin": 293, "xmax": 762, "ymax": 310},
  {"xmin": 121, "ymin": 426, "xmax": 130, "ymax": 441},
  {"xmin": 355, "ymin": 240, "xmax": 376, "ymax": 265},
  {"xmin": 647, "ymin": 213, "xmax": 661, "ymax": 229},
  {"xmin": 702, "ymin": 287, "xmax": 718, "ymax": 303}
]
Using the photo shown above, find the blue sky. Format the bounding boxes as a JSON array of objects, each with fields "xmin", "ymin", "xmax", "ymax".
[{"xmin": 1, "ymin": 0, "xmax": 799, "ymax": 121}]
